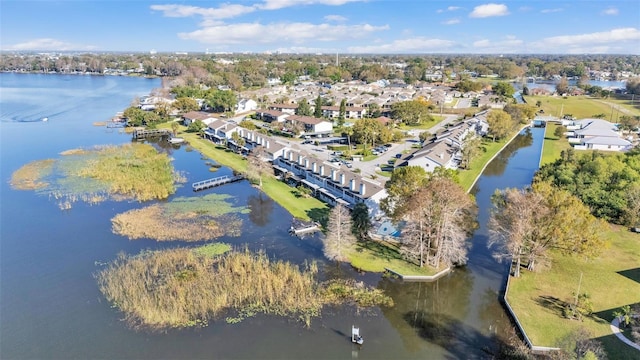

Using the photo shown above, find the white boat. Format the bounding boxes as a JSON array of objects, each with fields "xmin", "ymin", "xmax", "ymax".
[
  {"xmin": 168, "ymin": 137, "xmax": 185, "ymax": 144},
  {"xmin": 41, "ymin": 117, "xmax": 48, "ymax": 122},
  {"xmin": 351, "ymin": 326, "xmax": 364, "ymax": 345}
]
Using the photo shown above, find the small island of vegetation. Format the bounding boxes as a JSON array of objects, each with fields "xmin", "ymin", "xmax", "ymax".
[{"xmin": 96, "ymin": 246, "xmax": 393, "ymax": 330}]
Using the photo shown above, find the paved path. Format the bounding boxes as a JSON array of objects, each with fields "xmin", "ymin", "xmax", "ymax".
[{"xmin": 610, "ymin": 317, "xmax": 640, "ymax": 352}]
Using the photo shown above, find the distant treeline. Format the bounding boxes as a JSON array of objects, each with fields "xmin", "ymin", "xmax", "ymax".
[{"xmin": 1, "ymin": 52, "xmax": 639, "ymax": 90}]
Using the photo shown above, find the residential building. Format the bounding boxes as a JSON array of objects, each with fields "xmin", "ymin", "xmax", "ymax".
[
  {"xmin": 568, "ymin": 118, "xmax": 633, "ymax": 151},
  {"xmin": 286, "ymin": 115, "xmax": 333, "ymax": 136}
]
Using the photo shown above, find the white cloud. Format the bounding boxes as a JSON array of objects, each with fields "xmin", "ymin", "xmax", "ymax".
[
  {"xmin": 540, "ymin": 8, "xmax": 563, "ymax": 13},
  {"xmin": 348, "ymin": 37, "xmax": 456, "ymax": 53},
  {"xmin": 271, "ymin": 46, "xmax": 338, "ymax": 54},
  {"xmin": 179, "ymin": 22, "xmax": 388, "ymax": 45},
  {"xmin": 602, "ymin": 7, "xmax": 618, "ymax": 15},
  {"xmin": 442, "ymin": 18, "xmax": 460, "ymax": 25},
  {"xmin": 530, "ymin": 28, "xmax": 640, "ymax": 54},
  {"xmin": 469, "ymin": 3, "xmax": 509, "ymax": 18},
  {"xmin": 4, "ymin": 38, "xmax": 97, "ymax": 51},
  {"xmin": 258, "ymin": 0, "xmax": 365, "ymax": 10},
  {"xmin": 324, "ymin": 14, "xmax": 348, "ymax": 22},
  {"xmin": 438, "ymin": 6, "xmax": 461, "ymax": 13},
  {"xmin": 150, "ymin": 4, "xmax": 256, "ymax": 19}
]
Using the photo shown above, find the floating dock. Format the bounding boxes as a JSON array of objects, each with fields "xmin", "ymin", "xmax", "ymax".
[
  {"xmin": 289, "ymin": 219, "xmax": 321, "ymax": 236},
  {"xmin": 192, "ymin": 175, "xmax": 244, "ymax": 191},
  {"xmin": 132, "ymin": 128, "xmax": 172, "ymax": 140}
]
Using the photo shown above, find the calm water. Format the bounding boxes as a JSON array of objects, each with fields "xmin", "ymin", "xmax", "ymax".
[{"xmin": 1, "ymin": 73, "xmax": 544, "ymax": 359}]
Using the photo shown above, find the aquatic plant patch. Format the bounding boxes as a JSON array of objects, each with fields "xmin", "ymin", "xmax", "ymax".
[
  {"xmin": 96, "ymin": 248, "xmax": 393, "ymax": 330},
  {"xmin": 111, "ymin": 193, "xmax": 248, "ymax": 241},
  {"xmin": 10, "ymin": 143, "xmax": 181, "ymax": 209}
]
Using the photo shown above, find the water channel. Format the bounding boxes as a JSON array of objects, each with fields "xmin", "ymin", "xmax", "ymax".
[{"xmin": 1, "ymin": 73, "xmax": 544, "ymax": 359}]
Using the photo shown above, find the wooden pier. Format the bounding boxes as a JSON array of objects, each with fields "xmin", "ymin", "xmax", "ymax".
[
  {"xmin": 192, "ymin": 175, "xmax": 244, "ymax": 191},
  {"xmin": 289, "ymin": 219, "xmax": 321, "ymax": 236},
  {"xmin": 133, "ymin": 128, "xmax": 172, "ymax": 140}
]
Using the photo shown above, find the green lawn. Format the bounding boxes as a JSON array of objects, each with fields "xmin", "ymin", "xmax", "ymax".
[
  {"xmin": 540, "ymin": 123, "xmax": 572, "ymax": 166},
  {"xmin": 173, "ymin": 128, "xmax": 327, "ymax": 222},
  {"xmin": 347, "ymin": 238, "xmax": 443, "ymax": 276},
  {"xmin": 397, "ymin": 115, "xmax": 445, "ymax": 131},
  {"xmin": 506, "ymin": 224, "xmax": 640, "ymax": 358},
  {"xmin": 524, "ymin": 95, "xmax": 625, "ymax": 120},
  {"xmin": 458, "ymin": 132, "xmax": 520, "ymax": 191}
]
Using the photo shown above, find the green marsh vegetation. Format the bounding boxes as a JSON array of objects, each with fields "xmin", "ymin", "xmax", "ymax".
[
  {"xmin": 96, "ymin": 247, "xmax": 393, "ymax": 330},
  {"xmin": 10, "ymin": 143, "xmax": 183, "ymax": 209},
  {"xmin": 111, "ymin": 193, "xmax": 248, "ymax": 241}
]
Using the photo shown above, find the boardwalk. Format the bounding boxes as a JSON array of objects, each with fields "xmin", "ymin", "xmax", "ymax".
[
  {"xmin": 132, "ymin": 128, "xmax": 171, "ymax": 140},
  {"xmin": 192, "ymin": 175, "xmax": 244, "ymax": 191}
]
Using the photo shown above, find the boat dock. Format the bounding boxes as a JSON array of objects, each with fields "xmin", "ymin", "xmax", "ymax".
[
  {"xmin": 132, "ymin": 128, "xmax": 172, "ymax": 140},
  {"xmin": 289, "ymin": 219, "xmax": 321, "ymax": 236},
  {"xmin": 192, "ymin": 175, "xmax": 244, "ymax": 191}
]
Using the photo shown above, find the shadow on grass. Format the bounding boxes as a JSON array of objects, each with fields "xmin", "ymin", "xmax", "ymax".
[
  {"xmin": 535, "ymin": 295, "xmax": 567, "ymax": 318},
  {"xmin": 306, "ymin": 207, "xmax": 330, "ymax": 227},
  {"xmin": 595, "ymin": 332, "xmax": 640, "ymax": 359},
  {"xmin": 618, "ymin": 268, "xmax": 640, "ymax": 285},
  {"xmin": 357, "ymin": 239, "xmax": 402, "ymax": 262}
]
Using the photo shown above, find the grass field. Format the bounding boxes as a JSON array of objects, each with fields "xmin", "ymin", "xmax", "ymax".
[
  {"xmin": 347, "ymin": 238, "xmax": 443, "ymax": 276},
  {"xmin": 506, "ymin": 224, "xmax": 640, "ymax": 358},
  {"xmin": 524, "ymin": 95, "xmax": 640, "ymax": 120},
  {"xmin": 540, "ymin": 123, "xmax": 572, "ymax": 166}
]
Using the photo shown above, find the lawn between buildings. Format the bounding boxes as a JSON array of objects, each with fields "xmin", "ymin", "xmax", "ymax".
[{"xmin": 506, "ymin": 225, "xmax": 640, "ymax": 358}]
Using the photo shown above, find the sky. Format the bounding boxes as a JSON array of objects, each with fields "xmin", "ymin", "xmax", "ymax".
[{"xmin": 1, "ymin": 0, "xmax": 639, "ymax": 54}]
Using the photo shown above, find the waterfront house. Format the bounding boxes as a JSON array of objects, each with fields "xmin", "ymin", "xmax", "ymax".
[
  {"xmin": 273, "ymin": 148, "xmax": 387, "ymax": 216},
  {"xmin": 182, "ymin": 111, "xmax": 217, "ymax": 126},
  {"xmin": 567, "ymin": 118, "xmax": 633, "ymax": 151}
]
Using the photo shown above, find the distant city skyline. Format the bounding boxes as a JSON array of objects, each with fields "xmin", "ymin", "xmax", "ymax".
[{"xmin": 1, "ymin": 0, "xmax": 639, "ymax": 54}]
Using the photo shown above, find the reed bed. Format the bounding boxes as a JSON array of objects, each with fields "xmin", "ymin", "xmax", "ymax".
[
  {"xmin": 9, "ymin": 159, "xmax": 55, "ymax": 190},
  {"xmin": 96, "ymin": 248, "xmax": 393, "ymax": 330},
  {"xmin": 112, "ymin": 194, "xmax": 247, "ymax": 241},
  {"xmin": 77, "ymin": 143, "xmax": 175, "ymax": 201},
  {"xmin": 11, "ymin": 144, "xmax": 178, "ymax": 208}
]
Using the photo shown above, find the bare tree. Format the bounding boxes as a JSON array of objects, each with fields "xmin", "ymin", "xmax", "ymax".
[
  {"xmin": 323, "ymin": 204, "xmax": 356, "ymax": 262},
  {"xmin": 489, "ymin": 182, "xmax": 606, "ymax": 277},
  {"xmin": 488, "ymin": 187, "xmax": 548, "ymax": 277},
  {"xmin": 246, "ymin": 146, "xmax": 272, "ymax": 188},
  {"xmin": 401, "ymin": 177, "xmax": 475, "ymax": 268}
]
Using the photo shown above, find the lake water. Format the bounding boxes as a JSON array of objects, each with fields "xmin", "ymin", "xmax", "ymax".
[{"xmin": 1, "ymin": 73, "xmax": 545, "ymax": 359}]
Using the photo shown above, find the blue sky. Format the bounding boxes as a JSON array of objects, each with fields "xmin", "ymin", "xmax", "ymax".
[{"xmin": 1, "ymin": 0, "xmax": 639, "ymax": 54}]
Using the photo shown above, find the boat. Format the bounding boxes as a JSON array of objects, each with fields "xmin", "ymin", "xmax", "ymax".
[
  {"xmin": 351, "ymin": 325, "xmax": 364, "ymax": 345},
  {"xmin": 41, "ymin": 117, "xmax": 48, "ymax": 122},
  {"xmin": 168, "ymin": 137, "xmax": 185, "ymax": 144}
]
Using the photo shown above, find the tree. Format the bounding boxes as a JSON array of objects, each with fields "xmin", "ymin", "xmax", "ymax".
[
  {"xmin": 554, "ymin": 125, "xmax": 567, "ymax": 139},
  {"xmin": 171, "ymin": 121, "xmax": 179, "ymax": 136},
  {"xmin": 489, "ymin": 182, "xmax": 606, "ymax": 276},
  {"xmin": 380, "ymin": 166, "xmax": 429, "ymax": 221},
  {"xmin": 400, "ymin": 177, "xmax": 475, "ymax": 268},
  {"xmin": 280, "ymin": 72, "xmax": 296, "ymax": 85},
  {"xmin": 206, "ymin": 89, "xmax": 237, "ymax": 112},
  {"xmin": 246, "ymin": 146, "xmax": 272, "ymax": 188},
  {"xmin": 351, "ymin": 202, "xmax": 372, "ymax": 241},
  {"xmin": 314, "ymin": 94, "xmax": 323, "ymax": 118},
  {"xmin": 486, "ymin": 109, "xmax": 513, "ymax": 141},
  {"xmin": 351, "ymin": 117, "xmax": 383, "ymax": 149},
  {"xmin": 339, "ymin": 98, "xmax": 347, "ymax": 120},
  {"xmin": 391, "ymin": 100, "xmax": 433, "ymax": 126},
  {"xmin": 323, "ymin": 204, "xmax": 356, "ymax": 261},
  {"xmin": 504, "ymin": 103, "xmax": 536, "ymax": 124},
  {"xmin": 186, "ymin": 119, "xmax": 205, "ymax": 134},
  {"xmin": 230, "ymin": 132, "xmax": 245, "ymax": 151},
  {"xmin": 173, "ymin": 97, "xmax": 200, "ymax": 113},
  {"xmin": 556, "ymin": 76, "xmax": 570, "ymax": 95},
  {"xmin": 492, "ymin": 82, "xmax": 515, "ymax": 98},
  {"xmin": 460, "ymin": 133, "xmax": 482, "ymax": 169},
  {"xmin": 296, "ymin": 98, "xmax": 312, "ymax": 116}
]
